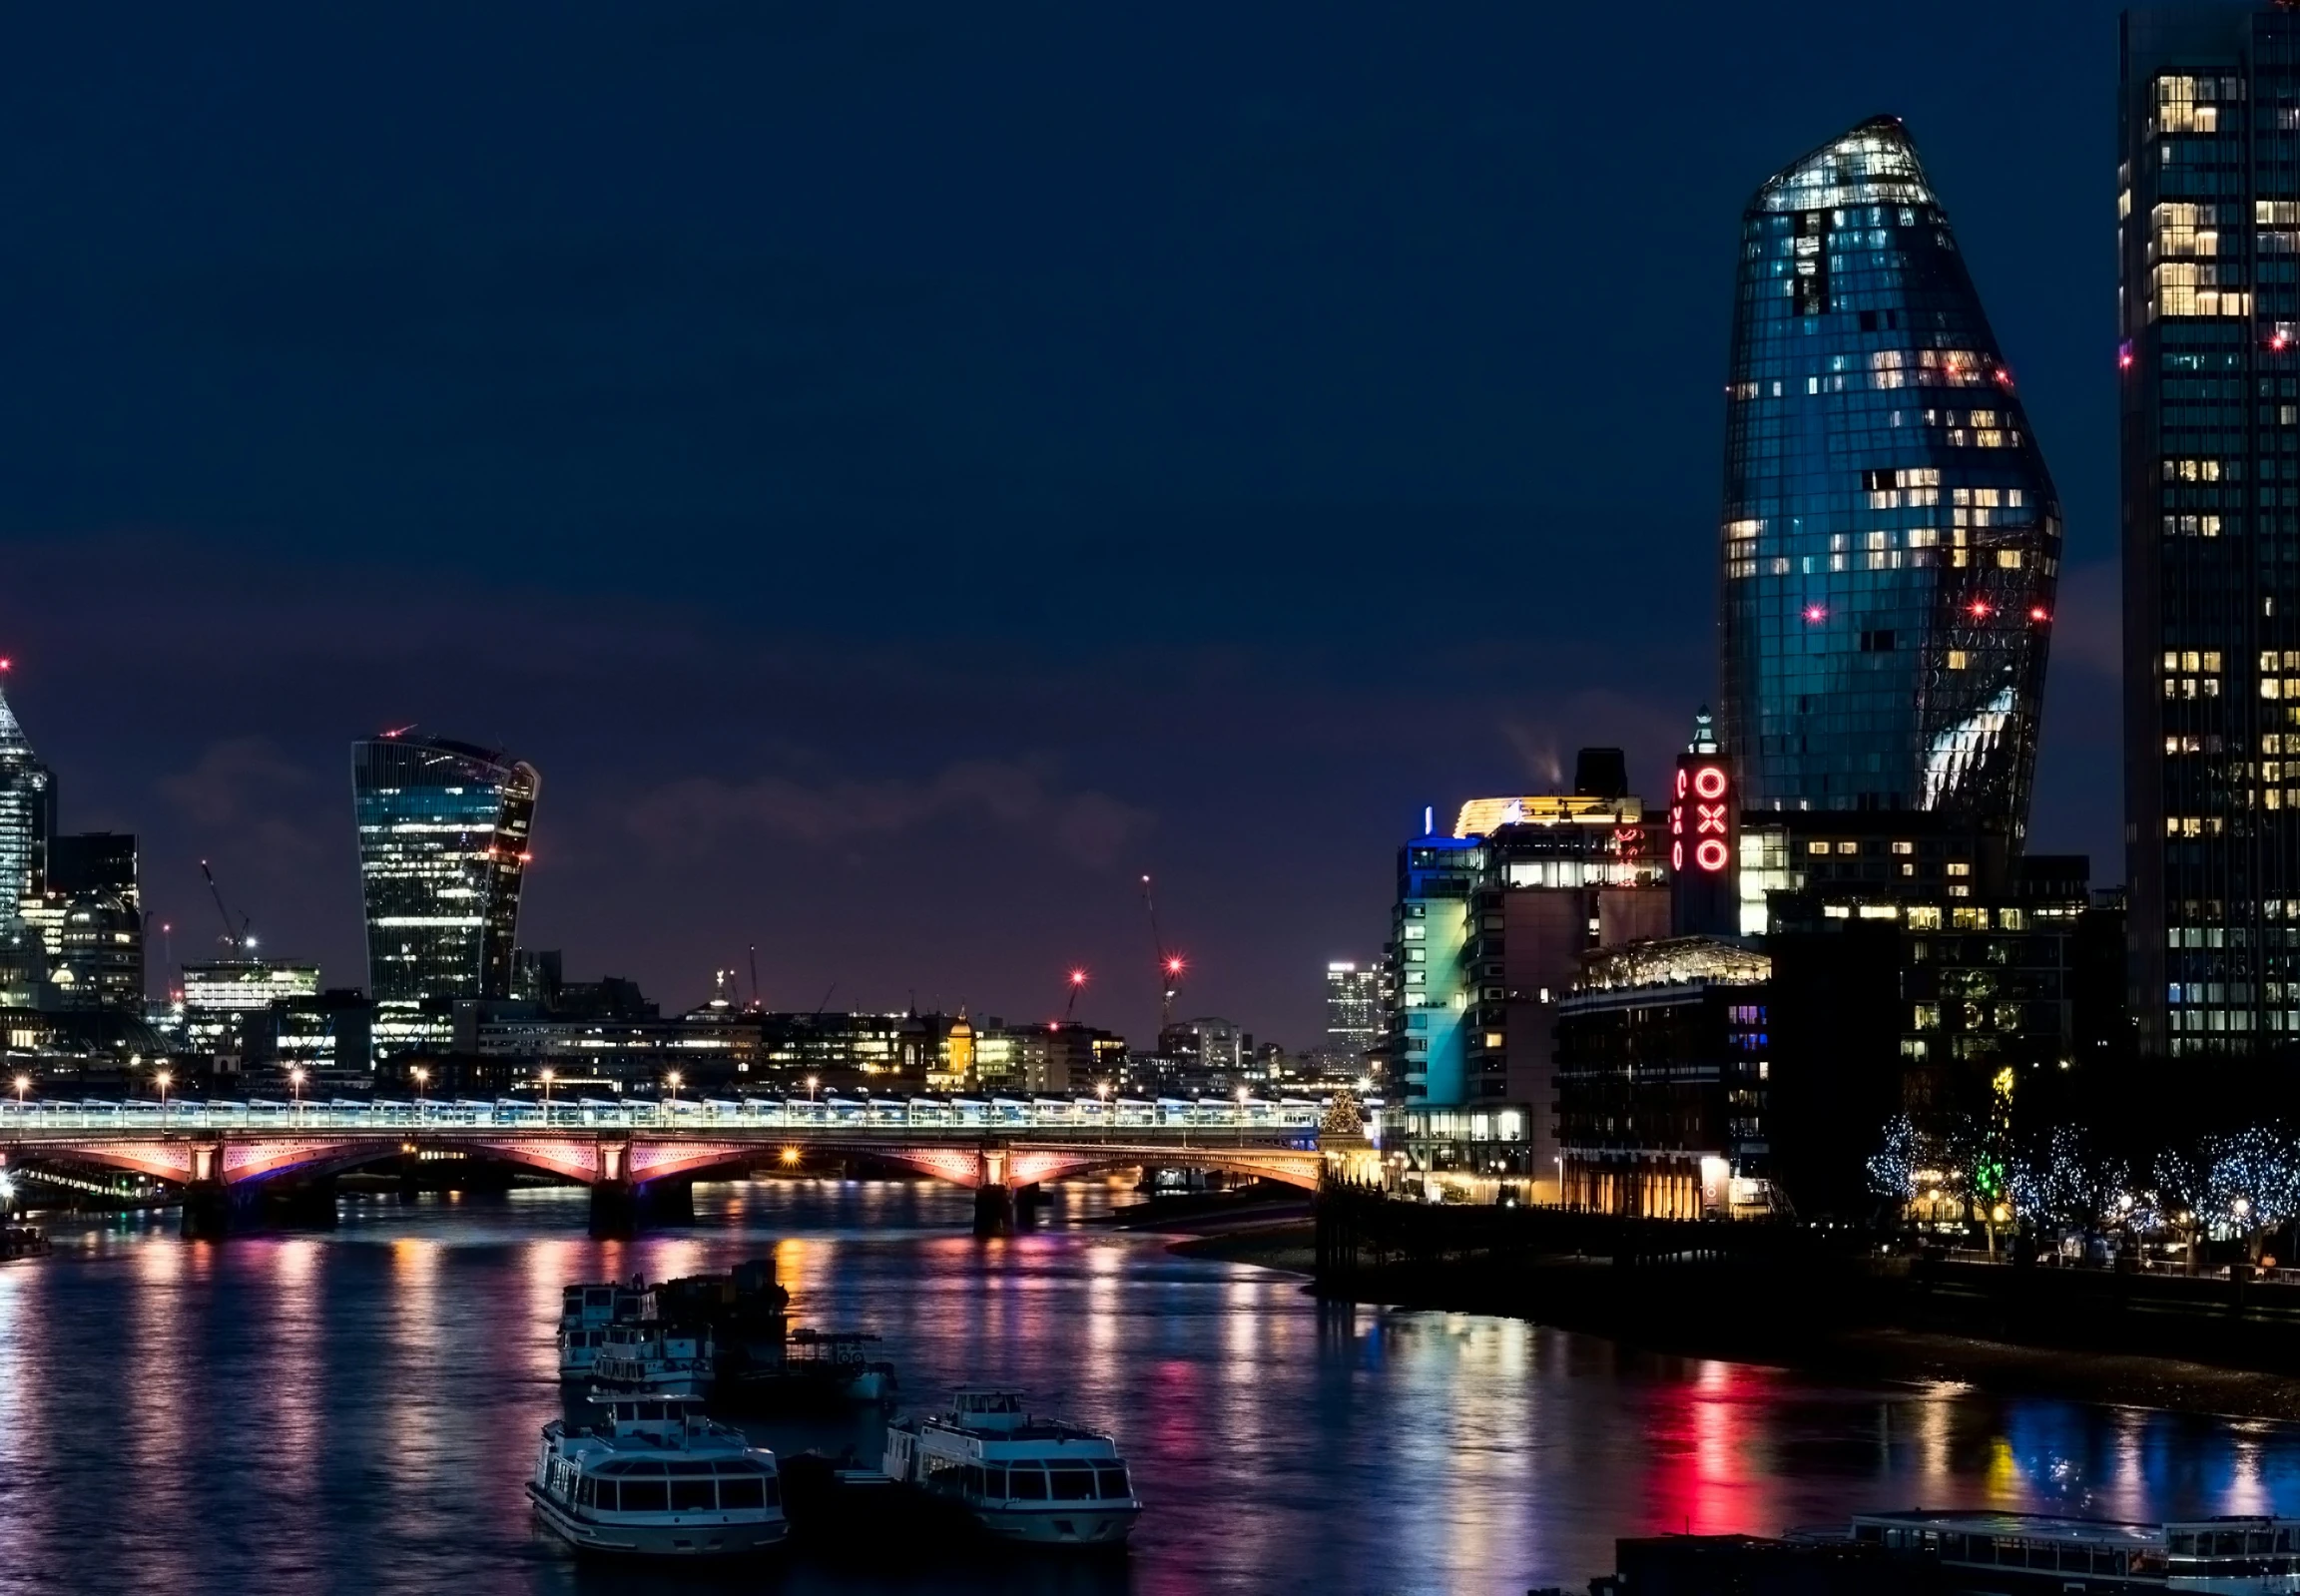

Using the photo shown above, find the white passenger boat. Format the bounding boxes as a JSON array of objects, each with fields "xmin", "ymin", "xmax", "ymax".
[
  {"xmin": 529, "ymin": 1392, "xmax": 786, "ymax": 1558},
  {"xmin": 556, "ymin": 1280, "xmax": 653, "ymax": 1380},
  {"xmin": 881, "ymin": 1388, "xmax": 1139, "ymax": 1546},
  {"xmin": 589, "ymin": 1323, "xmax": 714, "ymax": 1399}
]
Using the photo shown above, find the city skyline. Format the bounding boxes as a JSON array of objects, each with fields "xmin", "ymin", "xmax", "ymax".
[{"xmin": 0, "ymin": 3, "xmax": 2122, "ymax": 1048}]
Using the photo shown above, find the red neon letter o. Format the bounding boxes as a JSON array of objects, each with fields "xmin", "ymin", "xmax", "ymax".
[
  {"xmin": 1693, "ymin": 766, "xmax": 1728, "ymax": 800},
  {"xmin": 1696, "ymin": 839, "xmax": 1730, "ymax": 872}
]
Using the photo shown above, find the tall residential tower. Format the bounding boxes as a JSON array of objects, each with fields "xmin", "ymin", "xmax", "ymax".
[
  {"xmin": 2121, "ymin": 5, "xmax": 2300, "ymax": 1056},
  {"xmin": 1719, "ymin": 117, "xmax": 2061, "ymax": 832}
]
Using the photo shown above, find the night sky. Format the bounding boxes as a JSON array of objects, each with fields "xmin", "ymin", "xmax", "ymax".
[{"xmin": 0, "ymin": 3, "xmax": 2122, "ymax": 1048}]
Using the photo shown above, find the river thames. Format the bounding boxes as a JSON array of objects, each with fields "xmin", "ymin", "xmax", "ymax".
[{"xmin": 4, "ymin": 1179, "xmax": 2300, "ymax": 1595}]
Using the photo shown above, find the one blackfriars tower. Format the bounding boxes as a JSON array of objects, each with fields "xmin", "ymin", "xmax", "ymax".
[
  {"xmin": 350, "ymin": 733, "xmax": 539, "ymax": 1055},
  {"xmin": 1718, "ymin": 116, "xmax": 2062, "ymax": 834}
]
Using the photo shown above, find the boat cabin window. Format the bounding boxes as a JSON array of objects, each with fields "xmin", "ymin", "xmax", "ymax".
[
  {"xmin": 981, "ymin": 1465, "xmax": 1006, "ymax": 1497},
  {"xmin": 718, "ymin": 1476, "xmax": 766, "ymax": 1509},
  {"xmin": 586, "ymin": 1289, "xmax": 612, "ymax": 1308},
  {"xmin": 1097, "ymin": 1465, "xmax": 1131, "ymax": 1499},
  {"xmin": 959, "ymin": 1393, "xmax": 1022, "ymax": 1414},
  {"xmin": 1008, "ymin": 1463, "xmax": 1047, "ymax": 1500},
  {"xmin": 963, "ymin": 1465, "xmax": 984, "ymax": 1497},
  {"xmin": 619, "ymin": 1480, "xmax": 670, "ymax": 1512},
  {"xmin": 1048, "ymin": 1462, "xmax": 1097, "ymax": 1501},
  {"xmin": 638, "ymin": 1402, "xmax": 666, "ymax": 1420},
  {"xmin": 670, "ymin": 1478, "xmax": 715, "ymax": 1511},
  {"xmin": 2169, "ymin": 1531, "xmax": 2196, "ymax": 1555},
  {"xmin": 576, "ymin": 1477, "xmax": 596, "ymax": 1507}
]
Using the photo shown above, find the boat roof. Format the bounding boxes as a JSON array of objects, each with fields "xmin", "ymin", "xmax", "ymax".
[{"xmin": 1855, "ymin": 1510, "xmax": 2160, "ymax": 1546}]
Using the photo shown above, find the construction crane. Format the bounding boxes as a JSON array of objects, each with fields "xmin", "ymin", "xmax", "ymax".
[
  {"xmin": 199, "ymin": 859, "xmax": 253, "ymax": 955},
  {"xmin": 1140, "ymin": 873, "xmax": 1184, "ymax": 1032},
  {"xmin": 1062, "ymin": 968, "xmax": 1087, "ymax": 1023},
  {"xmin": 748, "ymin": 944, "xmax": 762, "ymax": 1013}
]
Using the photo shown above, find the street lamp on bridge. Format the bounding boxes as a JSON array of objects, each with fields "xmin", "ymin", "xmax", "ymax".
[
  {"xmin": 411, "ymin": 1066, "xmax": 428, "ymax": 1106},
  {"xmin": 12, "ymin": 1074, "xmax": 26, "ymax": 1108},
  {"xmin": 665, "ymin": 1071, "xmax": 682, "ymax": 1109},
  {"xmin": 539, "ymin": 1068, "xmax": 555, "ymax": 1113},
  {"xmin": 155, "ymin": 1070, "xmax": 172, "ymax": 1117},
  {"xmin": 288, "ymin": 1067, "xmax": 305, "ymax": 1115}
]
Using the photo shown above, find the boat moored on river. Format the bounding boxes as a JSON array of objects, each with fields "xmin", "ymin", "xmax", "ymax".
[
  {"xmin": 1596, "ymin": 1509, "xmax": 2300, "ymax": 1593},
  {"xmin": 588, "ymin": 1324, "xmax": 713, "ymax": 1399},
  {"xmin": 528, "ymin": 1392, "xmax": 785, "ymax": 1558},
  {"xmin": 556, "ymin": 1280, "xmax": 653, "ymax": 1380},
  {"xmin": 881, "ymin": 1388, "xmax": 1139, "ymax": 1547}
]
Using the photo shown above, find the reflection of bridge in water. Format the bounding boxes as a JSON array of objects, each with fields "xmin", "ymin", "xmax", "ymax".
[{"xmin": 0, "ymin": 1098, "xmax": 1373, "ymax": 1237}]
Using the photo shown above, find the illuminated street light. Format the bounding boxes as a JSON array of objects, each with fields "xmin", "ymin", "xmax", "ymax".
[
  {"xmin": 539, "ymin": 1068, "xmax": 555, "ymax": 1107},
  {"xmin": 288, "ymin": 1067, "xmax": 306, "ymax": 1111},
  {"xmin": 806, "ymin": 1074, "xmax": 819, "ymax": 1103},
  {"xmin": 155, "ymin": 1070, "xmax": 172, "ymax": 1114},
  {"xmin": 411, "ymin": 1066, "xmax": 429, "ymax": 1104},
  {"xmin": 665, "ymin": 1070, "xmax": 683, "ymax": 1105},
  {"xmin": 11, "ymin": 1074, "xmax": 26, "ymax": 1107},
  {"xmin": 780, "ymin": 1146, "xmax": 801, "ymax": 1167}
]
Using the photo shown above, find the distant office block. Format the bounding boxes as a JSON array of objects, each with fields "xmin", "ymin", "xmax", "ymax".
[{"xmin": 352, "ymin": 733, "xmax": 538, "ymax": 1054}]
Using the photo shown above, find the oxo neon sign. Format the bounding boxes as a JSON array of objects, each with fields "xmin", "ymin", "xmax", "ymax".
[{"xmin": 1670, "ymin": 763, "xmax": 1732, "ymax": 874}]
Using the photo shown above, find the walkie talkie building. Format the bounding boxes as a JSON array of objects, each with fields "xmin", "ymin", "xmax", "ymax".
[
  {"xmin": 1718, "ymin": 117, "xmax": 2061, "ymax": 833},
  {"xmin": 351, "ymin": 734, "xmax": 539, "ymax": 1052}
]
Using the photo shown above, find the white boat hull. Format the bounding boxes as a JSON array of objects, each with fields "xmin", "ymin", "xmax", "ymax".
[
  {"xmin": 977, "ymin": 1503, "xmax": 1139, "ymax": 1546},
  {"xmin": 527, "ymin": 1482, "xmax": 788, "ymax": 1558}
]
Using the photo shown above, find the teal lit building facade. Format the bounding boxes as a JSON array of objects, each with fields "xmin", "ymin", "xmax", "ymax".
[
  {"xmin": 1387, "ymin": 827, "xmax": 1478, "ymax": 1105},
  {"xmin": 1718, "ymin": 117, "xmax": 2061, "ymax": 833},
  {"xmin": 351, "ymin": 735, "xmax": 539, "ymax": 1052}
]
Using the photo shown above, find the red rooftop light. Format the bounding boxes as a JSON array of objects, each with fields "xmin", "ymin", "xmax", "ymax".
[
  {"xmin": 2029, "ymin": 606, "xmax": 2049, "ymax": 623},
  {"xmin": 1803, "ymin": 605, "xmax": 1826, "ymax": 623}
]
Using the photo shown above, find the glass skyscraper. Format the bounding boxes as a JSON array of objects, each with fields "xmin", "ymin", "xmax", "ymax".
[
  {"xmin": 351, "ymin": 735, "xmax": 538, "ymax": 1048},
  {"xmin": 2121, "ymin": 5, "xmax": 2300, "ymax": 1056},
  {"xmin": 1719, "ymin": 117, "xmax": 2061, "ymax": 834},
  {"xmin": 0, "ymin": 673, "xmax": 54, "ymax": 912}
]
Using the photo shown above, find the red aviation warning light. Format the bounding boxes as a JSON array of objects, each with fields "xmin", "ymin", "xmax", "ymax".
[
  {"xmin": 2029, "ymin": 606, "xmax": 2049, "ymax": 623},
  {"xmin": 1803, "ymin": 605, "xmax": 1826, "ymax": 623},
  {"xmin": 1969, "ymin": 600, "xmax": 1992, "ymax": 619}
]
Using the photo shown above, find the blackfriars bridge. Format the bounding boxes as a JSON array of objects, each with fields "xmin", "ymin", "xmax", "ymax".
[{"xmin": 0, "ymin": 1098, "xmax": 1375, "ymax": 1237}]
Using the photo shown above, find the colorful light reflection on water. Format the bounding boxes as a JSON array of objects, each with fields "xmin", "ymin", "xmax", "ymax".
[{"xmin": 0, "ymin": 1180, "xmax": 2298, "ymax": 1595}]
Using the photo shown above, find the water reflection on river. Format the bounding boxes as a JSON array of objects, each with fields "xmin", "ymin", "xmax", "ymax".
[{"xmin": 2, "ymin": 1179, "xmax": 2298, "ymax": 1595}]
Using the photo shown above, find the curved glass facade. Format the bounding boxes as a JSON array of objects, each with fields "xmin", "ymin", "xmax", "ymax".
[
  {"xmin": 1719, "ymin": 117, "xmax": 2061, "ymax": 834},
  {"xmin": 351, "ymin": 735, "xmax": 539, "ymax": 1023}
]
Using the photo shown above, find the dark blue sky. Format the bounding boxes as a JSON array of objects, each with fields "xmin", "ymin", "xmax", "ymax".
[{"xmin": 0, "ymin": 2, "xmax": 2123, "ymax": 1046}]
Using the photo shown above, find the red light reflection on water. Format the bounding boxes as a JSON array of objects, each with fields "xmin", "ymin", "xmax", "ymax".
[{"xmin": 1639, "ymin": 1358, "xmax": 1785, "ymax": 1538}]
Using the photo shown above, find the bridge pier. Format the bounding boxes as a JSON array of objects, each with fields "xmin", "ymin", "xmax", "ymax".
[
  {"xmin": 178, "ymin": 1174, "xmax": 339, "ymax": 1238},
  {"xmin": 1014, "ymin": 1181, "xmax": 1043, "ymax": 1229},
  {"xmin": 972, "ymin": 1183, "xmax": 1014, "ymax": 1237},
  {"xmin": 181, "ymin": 1180, "xmax": 232, "ymax": 1240},
  {"xmin": 589, "ymin": 1177, "xmax": 696, "ymax": 1239}
]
